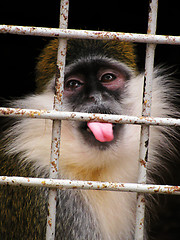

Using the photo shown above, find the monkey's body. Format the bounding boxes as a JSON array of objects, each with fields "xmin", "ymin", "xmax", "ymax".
[{"xmin": 0, "ymin": 39, "xmax": 179, "ymax": 239}]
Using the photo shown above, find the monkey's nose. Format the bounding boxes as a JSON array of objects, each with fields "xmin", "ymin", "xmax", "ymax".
[{"xmin": 88, "ymin": 92, "xmax": 103, "ymax": 103}]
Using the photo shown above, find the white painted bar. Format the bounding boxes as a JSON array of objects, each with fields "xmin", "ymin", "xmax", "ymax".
[
  {"xmin": 0, "ymin": 176, "xmax": 180, "ymax": 195},
  {"xmin": 45, "ymin": 1, "xmax": 69, "ymax": 239},
  {"xmin": 135, "ymin": 1, "xmax": 158, "ymax": 239},
  {"xmin": 0, "ymin": 25, "xmax": 180, "ymax": 45}
]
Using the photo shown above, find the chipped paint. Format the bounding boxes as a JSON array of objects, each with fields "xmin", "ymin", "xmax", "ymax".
[
  {"xmin": 1, "ymin": 107, "xmax": 180, "ymax": 126},
  {"xmin": 0, "ymin": 25, "xmax": 180, "ymax": 45},
  {"xmin": 0, "ymin": 176, "xmax": 180, "ymax": 195},
  {"xmin": 45, "ymin": 1, "xmax": 69, "ymax": 240},
  {"xmin": 135, "ymin": 1, "xmax": 158, "ymax": 239}
]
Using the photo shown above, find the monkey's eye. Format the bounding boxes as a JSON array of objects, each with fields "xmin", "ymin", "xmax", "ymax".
[
  {"xmin": 65, "ymin": 79, "xmax": 84, "ymax": 91},
  {"xmin": 98, "ymin": 69, "xmax": 125, "ymax": 90},
  {"xmin": 100, "ymin": 73, "xmax": 116, "ymax": 82}
]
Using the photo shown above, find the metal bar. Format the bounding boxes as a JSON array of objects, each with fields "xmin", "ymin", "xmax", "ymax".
[
  {"xmin": 1, "ymin": 107, "xmax": 180, "ymax": 127},
  {"xmin": 1, "ymin": 25, "xmax": 180, "ymax": 45},
  {"xmin": 46, "ymin": 1, "xmax": 69, "ymax": 239},
  {"xmin": 135, "ymin": 1, "xmax": 158, "ymax": 239},
  {"xmin": 1, "ymin": 176, "xmax": 180, "ymax": 195}
]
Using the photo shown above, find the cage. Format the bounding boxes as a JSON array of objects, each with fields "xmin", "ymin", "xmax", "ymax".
[{"xmin": 0, "ymin": 0, "xmax": 180, "ymax": 239}]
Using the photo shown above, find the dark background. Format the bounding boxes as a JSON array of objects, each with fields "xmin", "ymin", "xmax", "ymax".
[{"xmin": 0, "ymin": 0, "xmax": 180, "ymax": 97}]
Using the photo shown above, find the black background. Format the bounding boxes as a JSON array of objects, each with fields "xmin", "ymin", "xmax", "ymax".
[{"xmin": 0, "ymin": 0, "xmax": 180, "ymax": 97}]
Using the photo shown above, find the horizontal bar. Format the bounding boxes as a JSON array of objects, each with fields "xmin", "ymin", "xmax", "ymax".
[
  {"xmin": 0, "ymin": 25, "xmax": 180, "ymax": 45},
  {"xmin": 0, "ymin": 107, "xmax": 180, "ymax": 126},
  {"xmin": 0, "ymin": 175, "xmax": 180, "ymax": 195}
]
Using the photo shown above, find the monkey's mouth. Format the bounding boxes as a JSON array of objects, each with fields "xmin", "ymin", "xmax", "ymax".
[
  {"xmin": 87, "ymin": 122, "xmax": 114, "ymax": 142},
  {"xmin": 79, "ymin": 121, "xmax": 120, "ymax": 149}
]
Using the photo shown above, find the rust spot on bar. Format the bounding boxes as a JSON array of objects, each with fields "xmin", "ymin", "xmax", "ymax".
[
  {"xmin": 71, "ymin": 113, "xmax": 76, "ymax": 118},
  {"xmin": 172, "ymin": 186, "xmax": 180, "ymax": 191},
  {"xmin": 164, "ymin": 185, "xmax": 180, "ymax": 193},
  {"xmin": 51, "ymin": 161, "xmax": 58, "ymax": 172},
  {"xmin": 120, "ymin": 183, "xmax": 125, "ymax": 188},
  {"xmin": 87, "ymin": 182, "xmax": 92, "ymax": 185},
  {"xmin": 41, "ymin": 181, "xmax": 46, "ymax": 186},
  {"xmin": 48, "ymin": 219, "xmax": 52, "ymax": 227},
  {"xmin": 140, "ymin": 159, "xmax": 146, "ymax": 167}
]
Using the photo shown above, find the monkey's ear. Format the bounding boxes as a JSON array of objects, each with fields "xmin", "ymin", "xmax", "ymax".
[{"xmin": 35, "ymin": 39, "xmax": 58, "ymax": 93}]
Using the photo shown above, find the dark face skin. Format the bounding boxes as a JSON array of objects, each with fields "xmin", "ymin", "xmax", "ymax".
[{"xmin": 63, "ymin": 57, "xmax": 131, "ymax": 149}]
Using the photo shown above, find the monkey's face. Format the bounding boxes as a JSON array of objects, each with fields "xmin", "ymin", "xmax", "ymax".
[{"xmin": 62, "ymin": 57, "xmax": 133, "ymax": 150}]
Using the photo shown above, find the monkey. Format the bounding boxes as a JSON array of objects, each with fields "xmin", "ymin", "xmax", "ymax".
[{"xmin": 0, "ymin": 38, "xmax": 179, "ymax": 240}]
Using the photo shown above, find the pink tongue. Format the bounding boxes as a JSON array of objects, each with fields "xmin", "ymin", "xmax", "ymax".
[{"xmin": 87, "ymin": 122, "xmax": 114, "ymax": 142}]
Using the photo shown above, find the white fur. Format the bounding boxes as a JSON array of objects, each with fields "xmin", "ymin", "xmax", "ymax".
[{"xmin": 4, "ymin": 71, "xmax": 174, "ymax": 239}]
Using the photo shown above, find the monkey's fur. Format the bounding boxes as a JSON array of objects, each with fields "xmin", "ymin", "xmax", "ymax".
[{"xmin": 0, "ymin": 39, "xmax": 179, "ymax": 239}]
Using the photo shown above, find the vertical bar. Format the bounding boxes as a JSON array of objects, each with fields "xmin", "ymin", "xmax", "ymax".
[
  {"xmin": 46, "ymin": 1, "xmax": 69, "ymax": 240},
  {"xmin": 135, "ymin": 1, "xmax": 158, "ymax": 239}
]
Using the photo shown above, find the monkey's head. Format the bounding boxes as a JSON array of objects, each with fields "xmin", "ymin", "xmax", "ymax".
[{"xmin": 35, "ymin": 39, "xmax": 138, "ymax": 174}]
